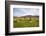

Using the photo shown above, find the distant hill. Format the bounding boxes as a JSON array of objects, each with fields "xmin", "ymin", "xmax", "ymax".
[{"xmin": 14, "ymin": 15, "xmax": 39, "ymax": 18}]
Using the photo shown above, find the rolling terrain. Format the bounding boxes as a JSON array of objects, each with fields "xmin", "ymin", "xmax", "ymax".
[{"xmin": 13, "ymin": 15, "xmax": 39, "ymax": 28}]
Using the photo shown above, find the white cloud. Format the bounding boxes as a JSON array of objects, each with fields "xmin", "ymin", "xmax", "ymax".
[{"xmin": 23, "ymin": 8, "xmax": 39, "ymax": 16}]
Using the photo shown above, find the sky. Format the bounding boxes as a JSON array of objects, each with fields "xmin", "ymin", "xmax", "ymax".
[{"xmin": 13, "ymin": 8, "xmax": 39, "ymax": 17}]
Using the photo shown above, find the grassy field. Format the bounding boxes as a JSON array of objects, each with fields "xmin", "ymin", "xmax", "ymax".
[{"xmin": 13, "ymin": 17, "xmax": 39, "ymax": 28}]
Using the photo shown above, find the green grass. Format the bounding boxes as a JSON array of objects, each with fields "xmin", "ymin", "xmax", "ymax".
[{"xmin": 13, "ymin": 17, "xmax": 39, "ymax": 28}]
